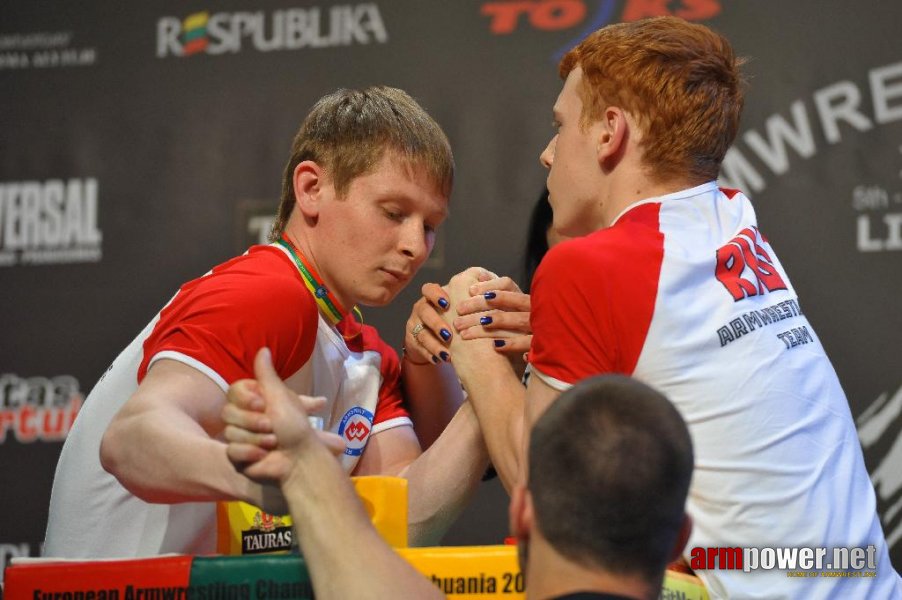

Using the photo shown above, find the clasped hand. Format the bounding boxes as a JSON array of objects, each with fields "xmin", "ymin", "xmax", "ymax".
[
  {"xmin": 221, "ymin": 348, "xmax": 346, "ymax": 488},
  {"xmin": 404, "ymin": 267, "xmax": 532, "ymax": 366}
]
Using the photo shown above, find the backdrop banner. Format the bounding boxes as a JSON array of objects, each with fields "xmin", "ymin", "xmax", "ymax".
[{"xmin": 2, "ymin": 0, "xmax": 900, "ymax": 580}]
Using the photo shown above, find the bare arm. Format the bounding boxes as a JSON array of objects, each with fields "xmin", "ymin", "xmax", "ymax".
[
  {"xmin": 230, "ymin": 349, "xmax": 443, "ymax": 600},
  {"xmin": 449, "ymin": 340, "xmax": 563, "ymax": 490},
  {"xmin": 431, "ymin": 269, "xmax": 528, "ymax": 491},
  {"xmin": 401, "ymin": 360, "xmax": 464, "ymax": 450},
  {"xmin": 428, "ymin": 268, "xmax": 562, "ymax": 492},
  {"xmin": 520, "ymin": 374, "xmax": 562, "ymax": 479},
  {"xmin": 453, "ymin": 278, "xmax": 532, "ymax": 381},
  {"xmin": 402, "ymin": 273, "xmax": 532, "ymax": 451},
  {"xmin": 400, "ymin": 284, "xmax": 467, "ymax": 449},
  {"xmin": 225, "ymin": 355, "xmax": 488, "ymax": 546},
  {"xmin": 353, "ymin": 402, "xmax": 489, "ymax": 546},
  {"xmin": 99, "ymin": 359, "xmax": 282, "ymax": 510},
  {"xmin": 447, "ymin": 342, "xmax": 525, "ymax": 491},
  {"xmin": 455, "ymin": 276, "xmax": 533, "ymax": 362},
  {"xmin": 391, "ymin": 285, "xmax": 488, "ymax": 542},
  {"xmin": 286, "ymin": 444, "xmax": 444, "ymax": 600}
]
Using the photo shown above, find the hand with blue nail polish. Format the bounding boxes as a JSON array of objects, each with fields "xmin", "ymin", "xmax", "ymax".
[
  {"xmin": 401, "ymin": 278, "xmax": 470, "ymax": 367},
  {"xmin": 447, "ymin": 274, "xmax": 533, "ymax": 359},
  {"xmin": 431, "ymin": 268, "xmax": 531, "ymax": 379}
]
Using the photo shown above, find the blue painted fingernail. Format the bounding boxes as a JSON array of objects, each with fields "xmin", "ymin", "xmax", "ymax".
[
  {"xmin": 480, "ymin": 316, "xmax": 493, "ymax": 326},
  {"xmin": 440, "ymin": 328, "xmax": 452, "ymax": 341},
  {"xmin": 431, "ymin": 355, "xmax": 440, "ymax": 364},
  {"xmin": 440, "ymin": 351, "xmax": 450, "ymax": 362},
  {"xmin": 484, "ymin": 291, "xmax": 496, "ymax": 300},
  {"xmin": 437, "ymin": 297, "xmax": 449, "ymax": 309},
  {"xmin": 494, "ymin": 339, "xmax": 506, "ymax": 347}
]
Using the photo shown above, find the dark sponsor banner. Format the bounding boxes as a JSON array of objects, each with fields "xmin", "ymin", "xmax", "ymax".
[
  {"xmin": 156, "ymin": 4, "xmax": 388, "ymax": 58},
  {"xmin": 0, "ymin": 0, "xmax": 900, "ymax": 575},
  {"xmin": 0, "ymin": 31, "xmax": 97, "ymax": 70}
]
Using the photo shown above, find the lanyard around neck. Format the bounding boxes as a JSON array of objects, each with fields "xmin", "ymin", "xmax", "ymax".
[{"xmin": 276, "ymin": 236, "xmax": 352, "ymax": 327}]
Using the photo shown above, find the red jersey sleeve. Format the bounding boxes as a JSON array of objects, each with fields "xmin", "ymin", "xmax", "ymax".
[
  {"xmin": 528, "ymin": 239, "xmax": 618, "ymax": 388},
  {"xmin": 528, "ymin": 203, "xmax": 664, "ymax": 387},
  {"xmin": 138, "ymin": 249, "xmax": 319, "ymax": 389}
]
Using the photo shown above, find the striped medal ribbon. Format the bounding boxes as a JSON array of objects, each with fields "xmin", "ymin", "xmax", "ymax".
[{"xmin": 276, "ymin": 235, "xmax": 359, "ymax": 329}]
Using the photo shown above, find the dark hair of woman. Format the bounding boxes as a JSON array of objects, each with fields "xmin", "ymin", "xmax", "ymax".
[{"xmin": 523, "ymin": 188, "xmax": 553, "ymax": 293}]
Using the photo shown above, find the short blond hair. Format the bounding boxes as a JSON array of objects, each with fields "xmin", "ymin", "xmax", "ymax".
[{"xmin": 270, "ymin": 87, "xmax": 454, "ymax": 241}]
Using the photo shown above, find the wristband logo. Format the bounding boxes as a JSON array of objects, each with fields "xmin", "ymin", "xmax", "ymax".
[
  {"xmin": 338, "ymin": 406, "xmax": 373, "ymax": 455},
  {"xmin": 156, "ymin": 4, "xmax": 388, "ymax": 58}
]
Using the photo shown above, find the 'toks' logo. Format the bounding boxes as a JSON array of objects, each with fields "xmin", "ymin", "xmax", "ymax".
[{"xmin": 481, "ymin": 0, "xmax": 722, "ymax": 60}]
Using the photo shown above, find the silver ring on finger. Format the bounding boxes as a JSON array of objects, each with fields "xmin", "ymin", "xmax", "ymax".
[{"xmin": 411, "ymin": 322, "xmax": 425, "ymax": 343}]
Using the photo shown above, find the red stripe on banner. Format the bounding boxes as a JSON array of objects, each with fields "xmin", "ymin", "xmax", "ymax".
[
  {"xmin": 183, "ymin": 38, "xmax": 208, "ymax": 56},
  {"xmin": 4, "ymin": 556, "xmax": 193, "ymax": 600}
]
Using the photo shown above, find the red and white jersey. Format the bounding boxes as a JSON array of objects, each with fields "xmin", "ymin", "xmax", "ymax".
[
  {"xmin": 529, "ymin": 182, "xmax": 900, "ymax": 599},
  {"xmin": 44, "ymin": 244, "xmax": 410, "ymax": 559}
]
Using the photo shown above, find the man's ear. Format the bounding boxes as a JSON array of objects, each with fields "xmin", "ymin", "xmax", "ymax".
[
  {"xmin": 293, "ymin": 160, "xmax": 325, "ymax": 219},
  {"xmin": 669, "ymin": 513, "xmax": 693, "ymax": 563},
  {"xmin": 508, "ymin": 484, "xmax": 534, "ymax": 542},
  {"xmin": 595, "ymin": 106, "xmax": 628, "ymax": 165}
]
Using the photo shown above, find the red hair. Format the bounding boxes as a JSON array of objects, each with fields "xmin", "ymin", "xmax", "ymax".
[{"xmin": 560, "ymin": 16, "xmax": 746, "ymax": 184}]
